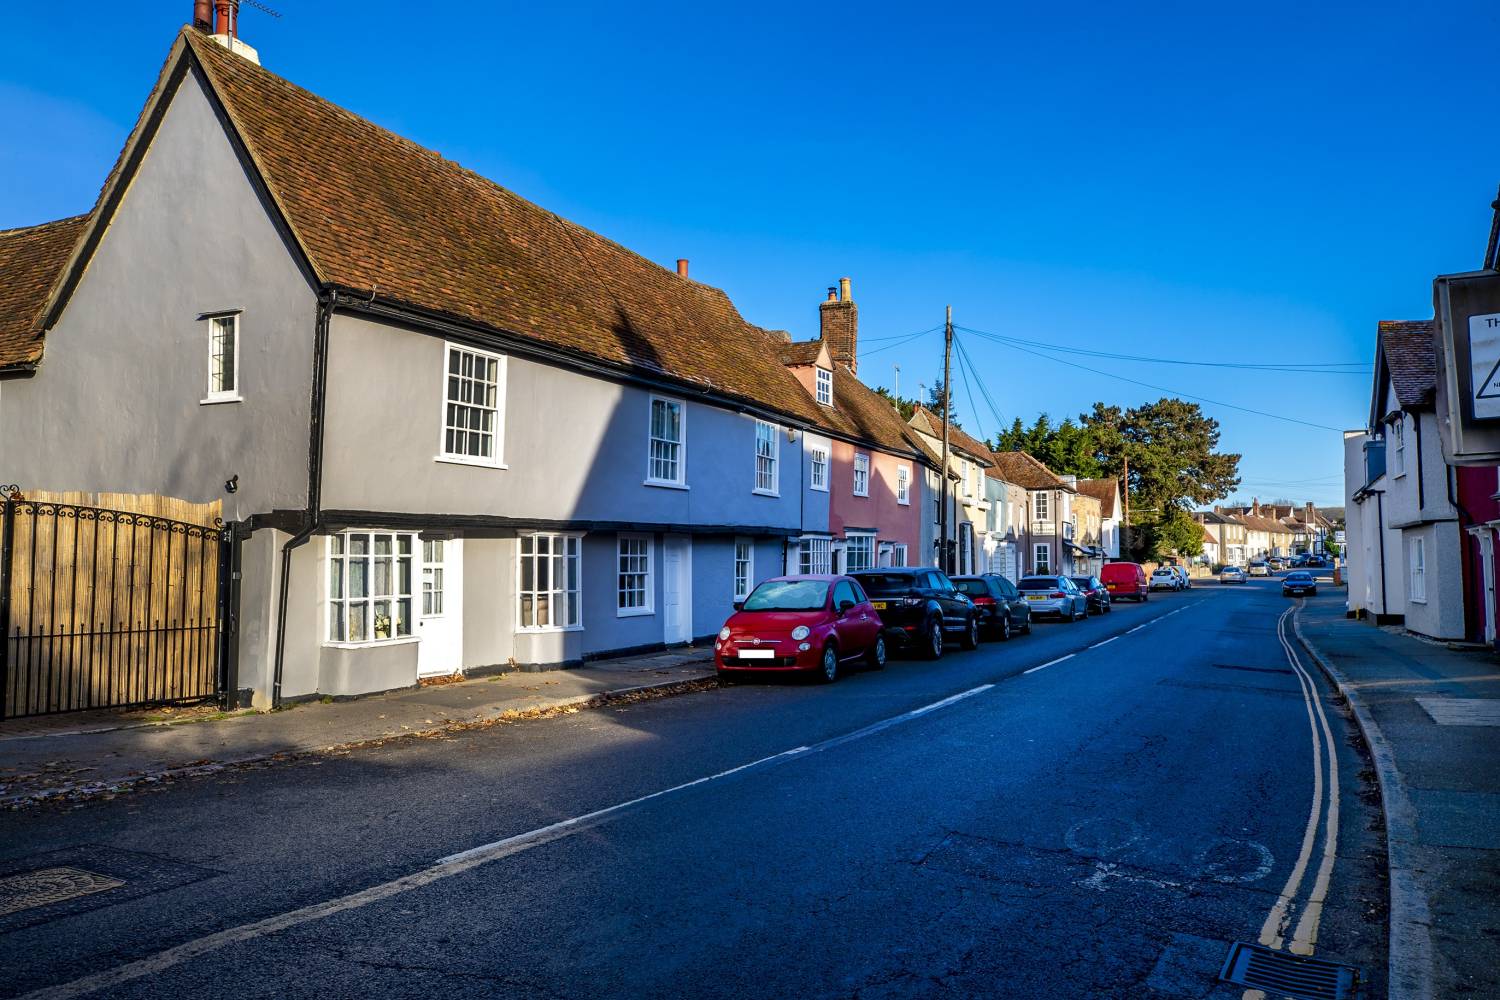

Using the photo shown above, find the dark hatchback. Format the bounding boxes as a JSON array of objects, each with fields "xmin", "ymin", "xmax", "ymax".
[
  {"xmin": 952, "ymin": 574, "xmax": 1033, "ymax": 640},
  {"xmin": 1282, "ymin": 570, "xmax": 1318, "ymax": 597},
  {"xmin": 1070, "ymin": 575, "xmax": 1112, "ymax": 614},
  {"xmin": 850, "ymin": 568, "xmax": 980, "ymax": 659}
]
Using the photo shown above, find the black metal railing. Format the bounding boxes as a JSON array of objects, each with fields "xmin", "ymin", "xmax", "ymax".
[{"xmin": 0, "ymin": 492, "xmax": 231, "ymax": 719}]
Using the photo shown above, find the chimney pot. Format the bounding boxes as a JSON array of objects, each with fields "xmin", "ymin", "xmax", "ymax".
[
  {"xmin": 826, "ymin": 287, "xmax": 837, "ymax": 302},
  {"xmin": 193, "ymin": 0, "xmax": 214, "ymax": 30},
  {"xmin": 839, "ymin": 277, "xmax": 852, "ymax": 302},
  {"xmin": 676, "ymin": 258, "xmax": 689, "ymax": 279}
]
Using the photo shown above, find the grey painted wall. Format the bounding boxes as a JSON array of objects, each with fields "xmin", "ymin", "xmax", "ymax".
[
  {"xmin": 0, "ymin": 69, "xmax": 315, "ymax": 519},
  {"xmin": 320, "ymin": 314, "xmax": 806, "ymax": 532}
]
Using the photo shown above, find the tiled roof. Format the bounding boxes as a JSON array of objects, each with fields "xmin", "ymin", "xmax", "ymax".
[
  {"xmin": 0, "ymin": 215, "xmax": 88, "ymax": 368},
  {"xmin": 178, "ymin": 31, "xmax": 824, "ymax": 425},
  {"xmin": 825, "ymin": 367, "xmax": 925, "ymax": 460},
  {"xmin": 778, "ymin": 340, "xmax": 826, "ymax": 367},
  {"xmin": 1233, "ymin": 513, "xmax": 1293, "ymax": 535},
  {"xmin": 1378, "ymin": 320, "xmax": 1437, "ymax": 411},
  {"xmin": 1201, "ymin": 524, "xmax": 1217, "ymax": 545},
  {"xmin": 987, "ymin": 451, "xmax": 1073, "ymax": 491},
  {"xmin": 908, "ymin": 406, "xmax": 993, "ymax": 462},
  {"xmin": 1076, "ymin": 478, "xmax": 1118, "ymax": 518}
]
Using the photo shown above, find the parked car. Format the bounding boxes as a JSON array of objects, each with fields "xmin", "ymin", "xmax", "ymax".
[
  {"xmin": 715, "ymin": 575, "xmax": 884, "ymax": 683},
  {"xmin": 1220, "ymin": 565, "xmax": 1247, "ymax": 584},
  {"xmin": 1017, "ymin": 575, "xmax": 1089, "ymax": 621},
  {"xmin": 952, "ymin": 574, "xmax": 1033, "ymax": 640},
  {"xmin": 1100, "ymin": 561, "xmax": 1149, "ymax": 602},
  {"xmin": 1169, "ymin": 565, "xmax": 1193, "ymax": 589},
  {"xmin": 1282, "ymin": 570, "xmax": 1318, "ymax": 597},
  {"xmin": 1248, "ymin": 561, "xmax": 1271, "ymax": 577},
  {"xmin": 1290, "ymin": 554, "xmax": 1310, "ymax": 568},
  {"xmin": 1070, "ymin": 575, "xmax": 1112, "ymax": 614},
  {"xmin": 1305, "ymin": 555, "xmax": 1326, "ymax": 568},
  {"xmin": 1150, "ymin": 567, "xmax": 1180, "ymax": 591},
  {"xmin": 1267, "ymin": 556, "xmax": 1285, "ymax": 570},
  {"xmin": 850, "ymin": 568, "xmax": 980, "ymax": 659}
]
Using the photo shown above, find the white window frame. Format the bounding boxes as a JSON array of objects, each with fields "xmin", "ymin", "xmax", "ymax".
[
  {"xmin": 897, "ymin": 465, "xmax": 911, "ymax": 505},
  {"xmin": 1034, "ymin": 491, "xmax": 1051, "ymax": 521},
  {"xmin": 421, "ymin": 538, "xmax": 446, "ymax": 618},
  {"xmin": 202, "ymin": 312, "xmax": 242, "ymax": 404},
  {"xmin": 645, "ymin": 394, "xmax": 688, "ymax": 488},
  {"xmin": 798, "ymin": 536, "xmax": 832, "ymax": 574},
  {"xmin": 516, "ymin": 532, "xmax": 582, "ymax": 632},
  {"xmin": 1034, "ymin": 543, "xmax": 1052, "ymax": 574},
  {"xmin": 853, "ymin": 453, "xmax": 870, "ymax": 497},
  {"xmin": 733, "ymin": 537, "xmax": 754, "ymax": 601},
  {"xmin": 810, "ymin": 445, "xmax": 830, "ymax": 492},
  {"xmin": 754, "ymin": 419, "xmax": 780, "ymax": 496},
  {"xmin": 891, "ymin": 542, "xmax": 909, "ymax": 567},
  {"xmin": 617, "ymin": 533, "xmax": 655, "ymax": 617},
  {"xmin": 438, "ymin": 343, "xmax": 507, "ymax": 468},
  {"xmin": 1392, "ymin": 417, "xmax": 1406, "ymax": 478},
  {"xmin": 815, "ymin": 367, "xmax": 833, "ymax": 406},
  {"xmin": 1410, "ymin": 536, "xmax": 1426, "ymax": 603},
  {"xmin": 845, "ymin": 532, "xmax": 876, "ymax": 573},
  {"xmin": 326, "ymin": 531, "xmax": 417, "ymax": 646}
]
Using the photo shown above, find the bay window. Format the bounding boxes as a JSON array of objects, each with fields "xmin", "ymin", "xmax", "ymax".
[
  {"xmin": 328, "ymin": 532, "xmax": 415, "ymax": 643},
  {"xmin": 518, "ymin": 533, "xmax": 581, "ymax": 630}
]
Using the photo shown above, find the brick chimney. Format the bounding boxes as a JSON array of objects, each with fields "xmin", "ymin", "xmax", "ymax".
[
  {"xmin": 819, "ymin": 277, "xmax": 858, "ymax": 374},
  {"xmin": 1304, "ymin": 501, "xmax": 1316, "ymax": 523},
  {"xmin": 1251, "ymin": 497, "xmax": 1261, "ymax": 516}
]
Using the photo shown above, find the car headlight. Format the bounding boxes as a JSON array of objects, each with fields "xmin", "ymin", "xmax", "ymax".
[
  {"xmin": 791, "ymin": 625, "xmax": 810, "ymax": 641},
  {"xmin": 718, "ymin": 627, "xmax": 731, "ymax": 641}
]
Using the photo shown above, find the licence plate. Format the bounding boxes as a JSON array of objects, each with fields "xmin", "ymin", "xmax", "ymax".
[
  {"xmin": 737, "ymin": 649, "xmax": 775, "ymax": 659},
  {"xmin": 1026, "ymin": 595, "xmax": 1046, "ymax": 601},
  {"xmin": 870, "ymin": 601, "xmax": 888, "ymax": 610}
]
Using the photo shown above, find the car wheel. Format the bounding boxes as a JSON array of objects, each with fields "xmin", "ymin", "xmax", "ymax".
[
  {"xmin": 866, "ymin": 635, "xmax": 887, "ymax": 670},
  {"xmin": 817, "ymin": 643, "xmax": 839, "ymax": 684},
  {"xmin": 926, "ymin": 618, "xmax": 945, "ymax": 660},
  {"xmin": 998, "ymin": 615, "xmax": 1013, "ymax": 641},
  {"xmin": 1104, "ymin": 601, "xmax": 1112, "ymax": 613},
  {"xmin": 1023, "ymin": 615, "xmax": 1034, "ymax": 634},
  {"xmin": 1082, "ymin": 603, "xmax": 1090, "ymax": 618},
  {"xmin": 961, "ymin": 615, "xmax": 980, "ymax": 650}
]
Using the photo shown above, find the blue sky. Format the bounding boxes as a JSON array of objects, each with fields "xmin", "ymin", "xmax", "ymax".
[{"xmin": 4, "ymin": 2, "xmax": 1497, "ymax": 507}]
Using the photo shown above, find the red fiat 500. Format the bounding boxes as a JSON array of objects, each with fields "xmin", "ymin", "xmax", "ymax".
[{"xmin": 714, "ymin": 575, "xmax": 885, "ymax": 683}]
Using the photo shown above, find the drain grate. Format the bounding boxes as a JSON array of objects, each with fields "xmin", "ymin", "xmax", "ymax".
[
  {"xmin": 1220, "ymin": 942, "xmax": 1360, "ymax": 1000},
  {"xmin": 0, "ymin": 867, "xmax": 124, "ymax": 917}
]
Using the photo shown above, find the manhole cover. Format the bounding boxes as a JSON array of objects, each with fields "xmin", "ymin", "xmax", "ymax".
[
  {"xmin": 1219, "ymin": 941, "xmax": 1359, "ymax": 999},
  {"xmin": 0, "ymin": 867, "xmax": 124, "ymax": 917}
]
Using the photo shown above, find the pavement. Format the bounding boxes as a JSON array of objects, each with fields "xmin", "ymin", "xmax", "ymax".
[
  {"xmin": 0, "ymin": 647, "xmax": 713, "ymax": 807},
  {"xmin": 1296, "ymin": 591, "xmax": 1500, "ymax": 1000},
  {"xmin": 0, "ymin": 581, "xmax": 1392, "ymax": 999}
]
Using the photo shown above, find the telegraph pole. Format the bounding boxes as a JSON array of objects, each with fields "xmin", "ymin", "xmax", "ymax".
[
  {"xmin": 1120, "ymin": 453, "xmax": 1130, "ymax": 558},
  {"xmin": 939, "ymin": 306, "xmax": 953, "ymax": 573}
]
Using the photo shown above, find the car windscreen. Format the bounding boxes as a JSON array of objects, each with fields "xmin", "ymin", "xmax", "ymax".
[
  {"xmin": 1017, "ymin": 578, "xmax": 1057, "ymax": 591},
  {"xmin": 1286, "ymin": 572, "xmax": 1313, "ymax": 582},
  {"xmin": 1069, "ymin": 578, "xmax": 1093, "ymax": 589},
  {"xmin": 952, "ymin": 579, "xmax": 990, "ymax": 597},
  {"xmin": 855, "ymin": 573, "xmax": 915, "ymax": 596},
  {"xmin": 742, "ymin": 580, "xmax": 829, "ymax": 611},
  {"xmin": 1152, "ymin": 568, "xmax": 1174, "ymax": 576}
]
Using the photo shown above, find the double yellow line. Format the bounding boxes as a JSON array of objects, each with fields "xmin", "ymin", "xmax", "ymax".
[{"xmin": 1243, "ymin": 603, "xmax": 1342, "ymax": 998}]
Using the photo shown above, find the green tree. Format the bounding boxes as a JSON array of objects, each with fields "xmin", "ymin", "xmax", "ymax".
[
  {"xmin": 1083, "ymin": 398, "xmax": 1240, "ymax": 514},
  {"xmin": 872, "ymin": 386, "xmax": 920, "ymax": 422}
]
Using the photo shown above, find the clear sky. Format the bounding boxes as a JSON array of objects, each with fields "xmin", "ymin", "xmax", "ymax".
[{"xmin": 4, "ymin": 2, "xmax": 1497, "ymax": 507}]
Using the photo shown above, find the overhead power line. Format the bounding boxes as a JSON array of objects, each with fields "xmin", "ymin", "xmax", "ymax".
[
  {"xmin": 955, "ymin": 325, "xmax": 1370, "ymax": 375},
  {"xmin": 952, "ymin": 326, "xmax": 1345, "ymax": 433}
]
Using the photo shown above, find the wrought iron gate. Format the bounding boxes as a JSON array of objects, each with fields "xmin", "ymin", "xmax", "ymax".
[{"xmin": 0, "ymin": 492, "xmax": 232, "ymax": 719}]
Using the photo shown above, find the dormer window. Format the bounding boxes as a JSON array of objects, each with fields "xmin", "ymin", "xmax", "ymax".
[{"xmin": 815, "ymin": 368, "xmax": 833, "ymax": 406}]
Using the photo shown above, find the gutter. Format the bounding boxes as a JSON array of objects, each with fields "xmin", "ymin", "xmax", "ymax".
[{"xmin": 271, "ymin": 288, "xmax": 337, "ymax": 707}]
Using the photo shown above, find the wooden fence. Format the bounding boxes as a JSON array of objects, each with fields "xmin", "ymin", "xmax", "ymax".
[{"xmin": 1, "ymin": 491, "xmax": 229, "ymax": 719}]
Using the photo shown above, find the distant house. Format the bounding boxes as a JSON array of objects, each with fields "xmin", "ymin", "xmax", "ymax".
[
  {"xmin": 907, "ymin": 407, "xmax": 995, "ymax": 574},
  {"xmin": 987, "ymin": 452, "xmax": 1078, "ymax": 576}
]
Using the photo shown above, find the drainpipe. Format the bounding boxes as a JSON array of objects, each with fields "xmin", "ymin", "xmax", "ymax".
[
  {"xmin": 1375, "ymin": 490, "xmax": 1388, "ymax": 618},
  {"xmin": 271, "ymin": 289, "xmax": 338, "ymax": 707}
]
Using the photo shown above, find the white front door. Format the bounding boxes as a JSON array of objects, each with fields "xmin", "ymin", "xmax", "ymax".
[
  {"xmin": 417, "ymin": 538, "xmax": 463, "ymax": 676},
  {"xmin": 662, "ymin": 535, "xmax": 692, "ymax": 645}
]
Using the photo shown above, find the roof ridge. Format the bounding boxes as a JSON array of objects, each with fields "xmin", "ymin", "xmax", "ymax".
[{"xmin": 0, "ymin": 214, "xmax": 91, "ymax": 240}]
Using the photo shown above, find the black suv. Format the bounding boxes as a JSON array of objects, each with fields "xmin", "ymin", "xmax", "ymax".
[
  {"xmin": 952, "ymin": 574, "xmax": 1033, "ymax": 640},
  {"xmin": 850, "ymin": 567, "xmax": 980, "ymax": 659}
]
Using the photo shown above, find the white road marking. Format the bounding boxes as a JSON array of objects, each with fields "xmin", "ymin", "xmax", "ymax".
[
  {"xmin": 1088, "ymin": 636, "xmax": 1120, "ymax": 650},
  {"xmin": 16, "ymin": 683, "xmax": 996, "ymax": 1000},
  {"xmin": 1024, "ymin": 654, "xmax": 1075, "ymax": 674},
  {"xmin": 1126, "ymin": 623, "xmax": 1151, "ymax": 634},
  {"xmin": 1286, "ymin": 609, "xmax": 1341, "ymax": 956}
]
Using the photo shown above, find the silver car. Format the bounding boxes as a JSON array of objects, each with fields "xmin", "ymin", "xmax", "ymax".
[{"xmin": 1017, "ymin": 575, "xmax": 1090, "ymax": 622}]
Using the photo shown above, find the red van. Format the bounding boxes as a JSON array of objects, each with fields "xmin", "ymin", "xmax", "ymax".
[{"xmin": 1099, "ymin": 562, "xmax": 1149, "ymax": 602}]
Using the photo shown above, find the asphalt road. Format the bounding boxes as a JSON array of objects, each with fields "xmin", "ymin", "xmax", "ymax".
[{"xmin": 1, "ymin": 574, "xmax": 1387, "ymax": 999}]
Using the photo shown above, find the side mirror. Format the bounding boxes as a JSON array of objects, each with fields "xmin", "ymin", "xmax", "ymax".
[
  {"xmin": 732, "ymin": 602, "xmax": 744, "ymax": 612},
  {"xmin": 837, "ymin": 599, "xmax": 856, "ymax": 614}
]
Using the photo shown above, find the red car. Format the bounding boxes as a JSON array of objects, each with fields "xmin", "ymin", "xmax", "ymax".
[
  {"xmin": 715, "ymin": 575, "xmax": 885, "ymax": 683},
  {"xmin": 1099, "ymin": 561, "xmax": 1149, "ymax": 602}
]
